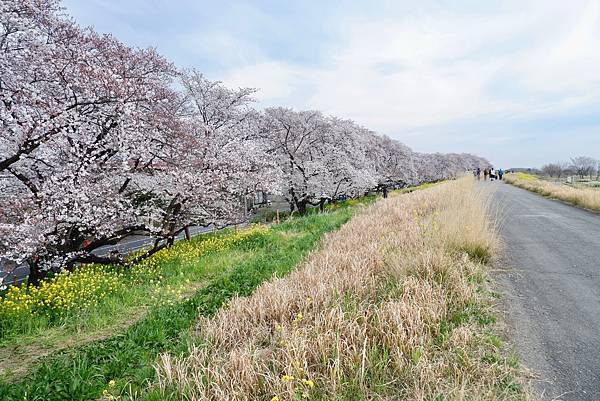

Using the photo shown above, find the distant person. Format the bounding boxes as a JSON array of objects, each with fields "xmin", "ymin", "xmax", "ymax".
[
  {"xmin": 498, "ymin": 168, "xmax": 504, "ymax": 180},
  {"xmin": 476, "ymin": 167, "xmax": 481, "ymax": 180},
  {"xmin": 483, "ymin": 168, "xmax": 489, "ymax": 181},
  {"xmin": 490, "ymin": 168, "xmax": 497, "ymax": 180}
]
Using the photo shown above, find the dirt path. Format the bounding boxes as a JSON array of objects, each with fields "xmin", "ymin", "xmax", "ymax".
[{"xmin": 490, "ymin": 181, "xmax": 600, "ymax": 400}]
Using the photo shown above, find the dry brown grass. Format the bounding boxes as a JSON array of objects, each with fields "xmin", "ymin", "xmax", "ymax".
[
  {"xmin": 504, "ymin": 173, "xmax": 600, "ymax": 212},
  {"xmin": 152, "ymin": 178, "xmax": 527, "ymax": 401}
]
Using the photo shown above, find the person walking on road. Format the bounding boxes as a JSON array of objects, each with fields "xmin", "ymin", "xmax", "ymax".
[
  {"xmin": 483, "ymin": 168, "xmax": 489, "ymax": 181},
  {"xmin": 476, "ymin": 167, "xmax": 481, "ymax": 180},
  {"xmin": 498, "ymin": 168, "xmax": 504, "ymax": 180}
]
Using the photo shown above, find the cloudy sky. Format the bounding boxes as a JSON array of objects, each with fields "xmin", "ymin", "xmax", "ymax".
[{"xmin": 63, "ymin": 0, "xmax": 600, "ymax": 168}]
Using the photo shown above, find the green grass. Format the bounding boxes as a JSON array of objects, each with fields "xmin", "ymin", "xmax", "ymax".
[
  {"xmin": 250, "ymin": 207, "xmax": 291, "ymax": 223},
  {"xmin": 455, "ymin": 243, "xmax": 493, "ymax": 264},
  {"xmin": 513, "ymin": 172, "xmax": 536, "ymax": 181},
  {"xmin": 0, "ymin": 230, "xmax": 244, "ymax": 340},
  {"xmin": 0, "ymin": 228, "xmax": 273, "ymax": 383},
  {"xmin": 0, "ymin": 197, "xmax": 373, "ymax": 401}
]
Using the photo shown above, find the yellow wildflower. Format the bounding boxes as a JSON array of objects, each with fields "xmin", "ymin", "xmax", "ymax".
[{"xmin": 302, "ymin": 379, "xmax": 315, "ymax": 389}]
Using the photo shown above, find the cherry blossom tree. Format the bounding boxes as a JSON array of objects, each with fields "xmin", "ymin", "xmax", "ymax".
[
  {"xmin": 259, "ymin": 108, "xmax": 328, "ymax": 213},
  {"xmin": 420, "ymin": 152, "xmax": 490, "ymax": 182},
  {"xmin": 310, "ymin": 118, "xmax": 377, "ymax": 209},
  {"xmin": 259, "ymin": 109, "xmax": 371, "ymax": 212},
  {"xmin": 148, "ymin": 70, "xmax": 280, "ymax": 240},
  {"xmin": 366, "ymin": 134, "xmax": 416, "ymax": 197},
  {"xmin": 1, "ymin": 0, "xmax": 180, "ymax": 284},
  {"xmin": 259, "ymin": 106, "xmax": 488, "ymax": 209},
  {"xmin": 0, "ymin": 6, "xmax": 281, "ymax": 284},
  {"xmin": 0, "ymin": 0, "xmax": 492, "ymax": 288}
]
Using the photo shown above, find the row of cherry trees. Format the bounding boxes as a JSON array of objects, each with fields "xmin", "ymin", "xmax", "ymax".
[{"xmin": 0, "ymin": 0, "xmax": 489, "ymax": 284}]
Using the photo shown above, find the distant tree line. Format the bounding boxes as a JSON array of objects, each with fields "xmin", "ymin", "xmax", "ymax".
[{"xmin": 541, "ymin": 157, "xmax": 600, "ymax": 180}]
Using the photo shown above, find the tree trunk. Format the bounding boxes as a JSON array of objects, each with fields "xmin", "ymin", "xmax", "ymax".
[
  {"xmin": 383, "ymin": 186, "xmax": 388, "ymax": 198},
  {"xmin": 184, "ymin": 226, "xmax": 191, "ymax": 240},
  {"xmin": 297, "ymin": 200, "xmax": 307, "ymax": 214},
  {"xmin": 319, "ymin": 198, "xmax": 326, "ymax": 212},
  {"xmin": 166, "ymin": 202, "xmax": 182, "ymax": 246},
  {"xmin": 27, "ymin": 257, "xmax": 45, "ymax": 287}
]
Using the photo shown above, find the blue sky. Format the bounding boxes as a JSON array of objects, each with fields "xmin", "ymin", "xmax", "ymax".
[{"xmin": 63, "ymin": 0, "xmax": 600, "ymax": 168}]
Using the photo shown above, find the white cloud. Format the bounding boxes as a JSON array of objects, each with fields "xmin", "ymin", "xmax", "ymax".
[
  {"xmin": 222, "ymin": 61, "xmax": 311, "ymax": 106},
  {"xmin": 215, "ymin": 0, "xmax": 600, "ymax": 138},
  {"xmin": 61, "ymin": 0, "xmax": 600, "ymax": 168},
  {"xmin": 514, "ymin": 0, "xmax": 600, "ymax": 94}
]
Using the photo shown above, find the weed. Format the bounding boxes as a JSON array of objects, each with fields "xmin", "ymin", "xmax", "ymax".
[
  {"xmin": 505, "ymin": 173, "xmax": 600, "ymax": 212},
  {"xmin": 0, "ymin": 202, "xmax": 367, "ymax": 400},
  {"xmin": 151, "ymin": 178, "xmax": 528, "ymax": 400}
]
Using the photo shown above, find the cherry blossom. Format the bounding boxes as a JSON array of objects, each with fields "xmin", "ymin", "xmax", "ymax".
[{"xmin": 0, "ymin": 0, "xmax": 491, "ymax": 286}]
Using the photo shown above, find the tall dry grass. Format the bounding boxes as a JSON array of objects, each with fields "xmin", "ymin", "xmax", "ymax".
[
  {"xmin": 152, "ymin": 178, "xmax": 525, "ymax": 401},
  {"xmin": 504, "ymin": 173, "xmax": 600, "ymax": 211}
]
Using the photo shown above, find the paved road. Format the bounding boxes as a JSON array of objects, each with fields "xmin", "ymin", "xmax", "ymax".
[{"xmin": 490, "ymin": 181, "xmax": 600, "ymax": 401}]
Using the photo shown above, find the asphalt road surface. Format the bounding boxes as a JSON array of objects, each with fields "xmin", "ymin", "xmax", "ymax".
[{"xmin": 490, "ymin": 181, "xmax": 600, "ymax": 400}]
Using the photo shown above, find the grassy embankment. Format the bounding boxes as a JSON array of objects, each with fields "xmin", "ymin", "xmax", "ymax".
[
  {"xmin": 504, "ymin": 172, "xmax": 600, "ymax": 211},
  {"xmin": 145, "ymin": 178, "xmax": 526, "ymax": 401},
  {"xmin": 0, "ymin": 196, "xmax": 374, "ymax": 401}
]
